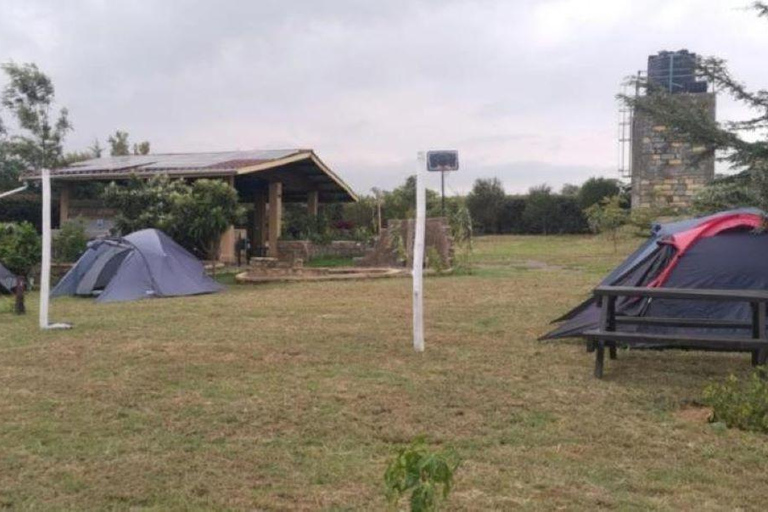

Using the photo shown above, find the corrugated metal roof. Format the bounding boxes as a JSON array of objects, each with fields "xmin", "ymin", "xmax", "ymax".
[
  {"xmin": 50, "ymin": 149, "xmax": 302, "ymax": 176},
  {"xmin": 26, "ymin": 148, "xmax": 357, "ymax": 202}
]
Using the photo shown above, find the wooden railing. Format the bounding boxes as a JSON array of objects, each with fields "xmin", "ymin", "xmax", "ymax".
[{"xmin": 583, "ymin": 286, "xmax": 768, "ymax": 378}]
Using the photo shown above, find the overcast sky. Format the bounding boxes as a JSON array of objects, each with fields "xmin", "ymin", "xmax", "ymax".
[{"xmin": 1, "ymin": 0, "xmax": 766, "ymax": 195}]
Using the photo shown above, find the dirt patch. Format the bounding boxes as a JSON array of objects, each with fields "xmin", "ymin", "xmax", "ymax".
[{"xmin": 675, "ymin": 405, "xmax": 713, "ymax": 424}]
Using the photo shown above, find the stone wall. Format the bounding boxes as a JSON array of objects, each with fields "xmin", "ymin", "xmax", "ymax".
[
  {"xmin": 276, "ymin": 240, "xmax": 368, "ymax": 263},
  {"xmin": 631, "ymin": 93, "xmax": 716, "ymax": 209},
  {"xmin": 356, "ymin": 217, "xmax": 453, "ymax": 268}
]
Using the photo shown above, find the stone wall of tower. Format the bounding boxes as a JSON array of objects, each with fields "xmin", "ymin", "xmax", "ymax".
[{"xmin": 630, "ymin": 93, "xmax": 716, "ymax": 209}]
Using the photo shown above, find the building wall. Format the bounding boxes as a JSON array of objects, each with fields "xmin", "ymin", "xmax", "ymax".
[{"xmin": 631, "ymin": 93, "xmax": 716, "ymax": 209}]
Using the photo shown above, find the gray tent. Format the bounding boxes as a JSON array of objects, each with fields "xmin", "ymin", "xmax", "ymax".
[
  {"xmin": 52, "ymin": 229, "xmax": 223, "ymax": 303},
  {"xmin": 0, "ymin": 262, "xmax": 16, "ymax": 294}
]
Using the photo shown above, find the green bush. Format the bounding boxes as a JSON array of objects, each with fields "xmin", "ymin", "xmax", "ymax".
[
  {"xmin": 54, "ymin": 218, "xmax": 88, "ymax": 262},
  {"xmin": 384, "ymin": 437, "xmax": 460, "ymax": 512},
  {"xmin": 0, "ymin": 192, "xmax": 60, "ymax": 231},
  {"xmin": 703, "ymin": 369, "xmax": 768, "ymax": 433}
]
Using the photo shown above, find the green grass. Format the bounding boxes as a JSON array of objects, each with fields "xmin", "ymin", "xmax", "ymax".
[
  {"xmin": 305, "ymin": 255, "xmax": 357, "ymax": 268},
  {"xmin": 1, "ymin": 233, "xmax": 768, "ymax": 510}
]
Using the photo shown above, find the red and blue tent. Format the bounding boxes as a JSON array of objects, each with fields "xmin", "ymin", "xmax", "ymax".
[{"xmin": 542, "ymin": 208, "xmax": 767, "ymax": 340}]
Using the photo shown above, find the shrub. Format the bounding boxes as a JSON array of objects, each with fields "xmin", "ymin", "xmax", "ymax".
[
  {"xmin": 426, "ymin": 247, "xmax": 447, "ymax": 275},
  {"xmin": 449, "ymin": 203, "xmax": 473, "ymax": 274},
  {"xmin": 103, "ymin": 176, "xmax": 243, "ymax": 260},
  {"xmin": 0, "ymin": 192, "xmax": 60, "ymax": 231},
  {"xmin": 54, "ymin": 218, "xmax": 88, "ymax": 262},
  {"xmin": 384, "ymin": 437, "xmax": 460, "ymax": 512},
  {"xmin": 0, "ymin": 222, "xmax": 41, "ymax": 314},
  {"xmin": 703, "ymin": 369, "xmax": 768, "ymax": 433}
]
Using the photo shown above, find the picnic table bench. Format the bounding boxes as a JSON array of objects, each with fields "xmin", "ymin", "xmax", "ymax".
[{"xmin": 583, "ymin": 286, "xmax": 768, "ymax": 378}]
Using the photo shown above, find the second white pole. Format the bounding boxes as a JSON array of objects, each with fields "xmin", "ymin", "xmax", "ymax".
[
  {"xmin": 413, "ymin": 152, "xmax": 426, "ymax": 352},
  {"xmin": 39, "ymin": 168, "xmax": 51, "ymax": 329}
]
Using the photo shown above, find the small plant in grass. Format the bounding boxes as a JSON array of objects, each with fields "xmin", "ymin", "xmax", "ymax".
[
  {"xmin": 384, "ymin": 437, "xmax": 460, "ymax": 511},
  {"xmin": 449, "ymin": 204, "xmax": 473, "ymax": 275},
  {"xmin": 388, "ymin": 226, "xmax": 408, "ymax": 266},
  {"xmin": 703, "ymin": 369, "xmax": 768, "ymax": 433},
  {"xmin": 426, "ymin": 247, "xmax": 447, "ymax": 275}
]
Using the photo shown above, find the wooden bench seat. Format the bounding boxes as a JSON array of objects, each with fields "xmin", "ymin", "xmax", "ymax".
[{"xmin": 584, "ymin": 286, "xmax": 768, "ymax": 378}]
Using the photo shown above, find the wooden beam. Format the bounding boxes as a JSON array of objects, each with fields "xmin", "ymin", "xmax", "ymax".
[
  {"xmin": 219, "ymin": 176, "xmax": 237, "ymax": 263},
  {"xmin": 253, "ymin": 189, "xmax": 267, "ymax": 250},
  {"xmin": 59, "ymin": 182, "xmax": 71, "ymax": 226},
  {"xmin": 268, "ymin": 181, "xmax": 282, "ymax": 258}
]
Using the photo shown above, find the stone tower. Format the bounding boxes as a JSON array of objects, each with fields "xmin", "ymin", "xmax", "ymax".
[{"xmin": 630, "ymin": 50, "xmax": 716, "ymax": 210}]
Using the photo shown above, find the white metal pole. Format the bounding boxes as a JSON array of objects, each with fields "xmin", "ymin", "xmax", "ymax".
[
  {"xmin": 39, "ymin": 168, "xmax": 51, "ymax": 329},
  {"xmin": 0, "ymin": 183, "xmax": 28, "ymax": 199},
  {"xmin": 413, "ymin": 152, "xmax": 426, "ymax": 352}
]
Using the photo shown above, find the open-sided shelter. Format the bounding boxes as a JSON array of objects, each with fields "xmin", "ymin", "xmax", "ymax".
[
  {"xmin": 542, "ymin": 208, "xmax": 768, "ymax": 341},
  {"xmin": 28, "ymin": 150, "xmax": 357, "ymax": 262},
  {"xmin": 52, "ymin": 228, "xmax": 222, "ymax": 303}
]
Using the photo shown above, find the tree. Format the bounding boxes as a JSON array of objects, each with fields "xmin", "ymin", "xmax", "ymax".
[
  {"xmin": 621, "ymin": 3, "xmax": 768, "ymax": 210},
  {"xmin": 1, "ymin": 62, "xmax": 71, "ymax": 172},
  {"xmin": 0, "ymin": 222, "xmax": 41, "ymax": 314},
  {"xmin": 133, "ymin": 141, "xmax": 150, "ymax": 155},
  {"xmin": 578, "ymin": 177, "xmax": 620, "ymax": 210},
  {"xmin": 523, "ymin": 184, "xmax": 556, "ymax": 234},
  {"xmin": 89, "ymin": 139, "xmax": 103, "ymax": 158},
  {"xmin": 560, "ymin": 183, "xmax": 580, "ymax": 197},
  {"xmin": 108, "ymin": 130, "xmax": 130, "ymax": 156},
  {"xmin": 103, "ymin": 176, "xmax": 243, "ymax": 261},
  {"xmin": 466, "ymin": 178, "xmax": 506, "ymax": 233},
  {"xmin": 175, "ymin": 179, "xmax": 243, "ymax": 263},
  {"xmin": 381, "ymin": 176, "xmax": 439, "ymax": 222},
  {"xmin": 585, "ymin": 195, "xmax": 629, "ymax": 252}
]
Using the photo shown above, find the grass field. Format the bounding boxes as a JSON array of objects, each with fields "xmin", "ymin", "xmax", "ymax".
[{"xmin": 2, "ymin": 234, "xmax": 768, "ymax": 510}]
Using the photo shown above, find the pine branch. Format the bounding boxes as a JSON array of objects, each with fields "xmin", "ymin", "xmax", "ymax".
[{"xmin": 754, "ymin": 2, "xmax": 768, "ymax": 18}]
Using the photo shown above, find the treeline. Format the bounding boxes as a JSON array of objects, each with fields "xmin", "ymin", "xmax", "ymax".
[
  {"xmin": 280, "ymin": 175, "xmax": 626, "ymax": 242},
  {"xmin": 465, "ymin": 177, "xmax": 624, "ymax": 235}
]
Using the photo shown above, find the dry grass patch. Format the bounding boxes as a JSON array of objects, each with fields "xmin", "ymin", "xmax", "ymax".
[{"xmin": 1, "ymin": 234, "xmax": 768, "ymax": 510}]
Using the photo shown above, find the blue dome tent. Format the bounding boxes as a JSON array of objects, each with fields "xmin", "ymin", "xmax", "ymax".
[
  {"xmin": 0, "ymin": 262, "xmax": 16, "ymax": 294},
  {"xmin": 52, "ymin": 229, "xmax": 222, "ymax": 303}
]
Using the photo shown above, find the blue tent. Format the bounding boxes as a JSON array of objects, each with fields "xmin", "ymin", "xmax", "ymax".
[
  {"xmin": 542, "ymin": 208, "xmax": 766, "ymax": 340},
  {"xmin": 52, "ymin": 229, "xmax": 222, "ymax": 303},
  {"xmin": 0, "ymin": 262, "xmax": 16, "ymax": 294}
]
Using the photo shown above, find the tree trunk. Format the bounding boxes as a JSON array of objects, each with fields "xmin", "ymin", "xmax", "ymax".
[{"xmin": 14, "ymin": 276, "xmax": 25, "ymax": 315}]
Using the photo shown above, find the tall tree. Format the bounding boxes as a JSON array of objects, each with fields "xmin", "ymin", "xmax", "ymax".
[
  {"xmin": 89, "ymin": 138, "xmax": 103, "ymax": 158},
  {"xmin": 577, "ymin": 177, "xmax": 620, "ymax": 210},
  {"xmin": 108, "ymin": 130, "xmax": 130, "ymax": 156},
  {"xmin": 523, "ymin": 184, "xmax": 556, "ymax": 235},
  {"xmin": 621, "ymin": 2, "xmax": 768, "ymax": 211},
  {"xmin": 466, "ymin": 178, "xmax": 506, "ymax": 233},
  {"xmin": 133, "ymin": 141, "xmax": 150, "ymax": 155},
  {"xmin": 1, "ymin": 62, "xmax": 71, "ymax": 172}
]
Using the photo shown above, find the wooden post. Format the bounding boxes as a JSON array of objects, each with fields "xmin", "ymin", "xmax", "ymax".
[
  {"xmin": 754, "ymin": 301, "xmax": 767, "ymax": 366},
  {"xmin": 218, "ymin": 176, "xmax": 237, "ymax": 264},
  {"xmin": 595, "ymin": 294, "xmax": 616, "ymax": 378},
  {"xmin": 307, "ymin": 190, "xmax": 319, "ymax": 217},
  {"xmin": 59, "ymin": 182, "xmax": 71, "ymax": 226},
  {"xmin": 268, "ymin": 181, "xmax": 282, "ymax": 258},
  {"xmin": 253, "ymin": 189, "xmax": 267, "ymax": 254}
]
